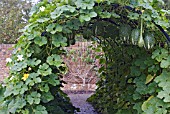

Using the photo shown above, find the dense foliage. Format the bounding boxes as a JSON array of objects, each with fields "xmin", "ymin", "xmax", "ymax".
[
  {"xmin": 0, "ymin": 0, "xmax": 170, "ymax": 114},
  {"xmin": 0, "ymin": 0, "xmax": 31, "ymax": 43}
]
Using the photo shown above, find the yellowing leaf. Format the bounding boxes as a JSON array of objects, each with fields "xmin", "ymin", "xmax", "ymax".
[
  {"xmin": 141, "ymin": 96, "xmax": 154, "ymax": 111},
  {"xmin": 145, "ymin": 74, "xmax": 154, "ymax": 84}
]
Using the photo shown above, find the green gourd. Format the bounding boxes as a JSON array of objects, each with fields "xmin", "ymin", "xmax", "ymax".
[
  {"xmin": 144, "ymin": 33, "xmax": 155, "ymax": 49},
  {"xmin": 138, "ymin": 19, "xmax": 145, "ymax": 47},
  {"xmin": 131, "ymin": 29, "xmax": 140, "ymax": 45},
  {"xmin": 119, "ymin": 24, "xmax": 131, "ymax": 43}
]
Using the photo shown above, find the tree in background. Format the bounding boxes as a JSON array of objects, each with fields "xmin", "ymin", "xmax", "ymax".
[{"xmin": 0, "ymin": 0, "xmax": 32, "ymax": 44}]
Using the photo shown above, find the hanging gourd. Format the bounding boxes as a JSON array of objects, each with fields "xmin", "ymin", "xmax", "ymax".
[
  {"xmin": 131, "ymin": 29, "xmax": 140, "ymax": 45},
  {"xmin": 119, "ymin": 24, "xmax": 131, "ymax": 43},
  {"xmin": 144, "ymin": 33, "xmax": 155, "ymax": 49},
  {"xmin": 138, "ymin": 19, "xmax": 145, "ymax": 47}
]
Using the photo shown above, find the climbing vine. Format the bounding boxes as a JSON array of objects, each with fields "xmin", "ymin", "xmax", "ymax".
[{"xmin": 0, "ymin": 0, "xmax": 169, "ymax": 114}]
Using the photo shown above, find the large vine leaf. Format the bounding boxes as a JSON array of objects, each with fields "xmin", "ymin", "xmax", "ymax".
[
  {"xmin": 48, "ymin": 74, "xmax": 60, "ymax": 86},
  {"xmin": 25, "ymin": 73, "xmax": 41, "ymax": 86},
  {"xmin": 52, "ymin": 34, "xmax": 67, "ymax": 47},
  {"xmin": 47, "ymin": 54, "xmax": 63, "ymax": 67},
  {"xmin": 155, "ymin": 70, "xmax": 170, "ymax": 102},
  {"xmin": 152, "ymin": 48, "xmax": 168, "ymax": 62},
  {"xmin": 37, "ymin": 18, "xmax": 50, "ymax": 23},
  {"xmin": 11, "ymin": 62, "xmax": 27, "ymax": 72},
  {"xmin": 4, "ymin": 82, "xmax": 28, "ymax": 97},
  {"xmin": 75, "ymin": 0, "xmax": 95, "ymax": 10},
  {"xmin": 34, "ymin": 36, "xmax": 47, "ymax": 46},
  {"xmin": 26, "ymin": 91, "xmax": 41, "ymax": 105},
  {"xmin": 160, "ymin": 56, "xmax": 170, "ymax": 68},
  {"xmin": 38, "ymin": 63, "xmax": 52, "ymax": 76},
  {"xmin": 8, "ymin": 97, "xmax": 26, "ymax": 113},
  {"xmin": 27, "ymin": 58, "xmax": 41, "ymax": 67},
  {"xmin": 141, "ymin": 97, "xmax": 169, "ymax": 114},
  {"xmin": 39, "ymin": 83, "xmax": 49, "ymax": 92},
  {"xmin": 51, "ymin": 5, "xmax": 76, "ymax": 19},
  {"xmin": 127, "ymin": 12, "xmax": 139, "ymax": 20},
  {"xmin": 34, "ymin": 105, "xmax": 48, "ymax": 114},
  {"xmin": 46, "ymin": 23, "xmax": 63, "ymax": 34},
  {"xmin": 41, "ymin": 91, "xmax": 54, "ymax": 103}
]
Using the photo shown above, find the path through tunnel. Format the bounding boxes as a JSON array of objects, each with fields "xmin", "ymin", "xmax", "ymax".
[{"xmin": 61, "ymin": 38, "xmax": 101, "ymax": 114}]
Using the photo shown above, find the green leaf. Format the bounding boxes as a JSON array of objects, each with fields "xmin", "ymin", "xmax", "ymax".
[
  {"xmin": 38, "ymin": 63, "xmax": 52, "ymax": 76},
  {"xmin": 52, "ymin": 34, "xmax": 67, "ymax": 47},
  {"xmin": 7, "ymin": 97, "xmax": 26, "ymax": 113},
  {"xmin": 140, "ymin": 3, "xmax": 153, "ymax": 10},
  {"xmin": 141, "ymin": 13, "xmax": 152, "ymax": 21},
  {"xmin": 89, "ymin": 11, "xmax": 97, "ymax": 18},
  {"xmin": 79, "ymin": 15, "xmax": 91, "ymax": 22},
  {"xmin": 141, "ymin": 97, "xmax": 169, "ymax": 114},
  {"xmin": 46, "ymin": 23, "xmax": 55, "ymax": 32},
  {"xmin": 47, "ymin": 54, "xmax": 63, "ymax": 67},
  {"xmin": 155, "ymin": 70, "xmax": 170, "ymax": 102},
  {"xmin": 157, "ymin": 91, "xmax": 170, "ymax": 102},
  {"xmin": 39, "ymin": 83, "xmax": 49, "ymax": 92},
  {"xmin": 34, "ymin": 105, "xmax": 48, "ymax": 114},
  {"xmin": 8, "ymin": 100, "xmax": 18, "ymax": 113},
  {"xmin": 47, "ymin": 24, "xmax": 63, "ymax": 34},
  {"xmin": 127, "ymin": 12, "xmax": 139, "ymax": 20},
  {"xmin": 25, "ymin": 73, "xmax": 41, "ymax": 86},
  {"xmin": 152, "ymin": 48, "xmax": 168, "ymax": 62},
  {"xmin": 50, "ymin": 5, "xmax": 76, "ymax": 19},
  {"xmin": 75, "ymin": 0, "xmax": 94, "ymax": 10},
  {"xmin": 160, "ymin": 56, "xmax": 170, "ymax": 68},
  {"xmin": 4, "ymin": 82, "xmax": 28, "ymax": 97},
  {"xmin": 26, "ymin": 91, "xmax": 41, "ymax": 105},
  {"xmin": 99, "ymin": 12, "xmax": 111, "ymax": 18},
  {"xmin": 37, "ymin": 18, "xmax": 50, "ymax": 23},
  {"xmin": 48, "ymin": 74, "xmax": 60, "ymax": 86},
  {"xmin": 34, "ymin": 36, "xmax": 47, "ymax": 46},
  {"xmin": 27, "ymin": 58, "xmax": 41, "ymax": 67},
  {"xmin": 41, "ymin": 91, "xmax": 54, "ymax": 103},
  {"xmin": 111, "ymin": 11, "xmax": 120, "ymax": 18},
  {"xmin": 11, "ymin": 62, "xmax": 27, "ymax": 72}
]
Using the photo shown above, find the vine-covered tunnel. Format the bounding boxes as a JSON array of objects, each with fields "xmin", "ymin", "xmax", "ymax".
[{"xmin": 0, "ymin": 0, "xmax": 170, "ymax": 114}]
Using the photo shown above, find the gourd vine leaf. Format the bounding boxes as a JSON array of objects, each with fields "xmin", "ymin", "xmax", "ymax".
[
  {"xmin": 37, "ymin": 18, "xmax": 50, "ymax": 23},
  {"xmin": 11, "ymin": 62, "xmax": 27, "ymax": 72},
  {"xmin": 26, "ymin": 91, "xmax": 41, "ymax": 105},
  {"xmin": 34, "ymin": 36, "xmax": 47, "ymax": 46},
  {"xmin": 25, "ymin": 73, "xmax": 41, "ymax": 86},
  {"xmin": 39, "ymin": 83, "xmax": 49, "ymax": 92},
  {"xmin": 50, "ymin": 5, "xmax": 76, "ymax": 19},
  {"xmin": 47, "ymin": 54, "xmax": 63, "ymax": 67},
  {"xmin": 38, "ymin": 63, "xmax": 52, "ymax": 76},
  {"xmin": 27, "ymin": 58, "xmax": 41, "ymax": 67},
  {"xmin": 152, "ymin": 48, "xmax": 168, "ymax": 62},
  {"xmin": 141, "ymin": 97, "xmax": 169, "ymax": 114},
  {"xmin": 75, "ymin": 0, "xmax": 95, "ymax": 10},
  {"xmin": 127, "ymin": 12, "xmax": 139, "ymax": 20},
  {"xmin": 34, "ymin": 105, "xmax": 48, "ymax": 114},
  {"xmin": 160, "ymin": 56, "xmax": 170, "ymax": 68},
  {"xmin": 48, "ymin": 74, "xmax": 60, "ymax": 86},
  {"xmin": 155, "ymin": 70, "xmax": 170, "ymax": 102},
  {"xmin": 52, "ymin": 34, "xmax": 67, "ymax": 47},
  {"xmin": 41, "ymin": 91, "xmax": 54, "ymax": 103}
]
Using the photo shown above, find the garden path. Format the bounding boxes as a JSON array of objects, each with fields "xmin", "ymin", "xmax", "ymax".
[{"xmin": 67, "ymin": 92, "xmax": 98, "ymax": 114}]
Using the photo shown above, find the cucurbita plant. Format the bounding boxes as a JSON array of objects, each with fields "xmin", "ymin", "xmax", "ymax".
[{"xmin": 0, "ymin": 0, "xmax": 170, "ymax": 114}]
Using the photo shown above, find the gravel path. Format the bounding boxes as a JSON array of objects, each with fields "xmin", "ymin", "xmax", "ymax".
[{"xmin": 68, "ymin": 92, "xmax": 98, "ymax": 114}]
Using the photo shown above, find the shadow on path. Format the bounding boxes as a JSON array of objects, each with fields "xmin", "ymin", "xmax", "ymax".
[{"xmin": 66, "ymin": 91, "xmax": 98, "ymax": 114}]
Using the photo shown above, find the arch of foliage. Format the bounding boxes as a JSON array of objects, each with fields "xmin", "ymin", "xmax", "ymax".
[{"xmin": 0, "ymin": 0, "xmax": 170, "ymax": 114}]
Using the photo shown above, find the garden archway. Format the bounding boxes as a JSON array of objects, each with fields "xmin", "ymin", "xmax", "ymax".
[{"xmin": 0, "ymin": 0, "xmax": 170, "ymax": 114}]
